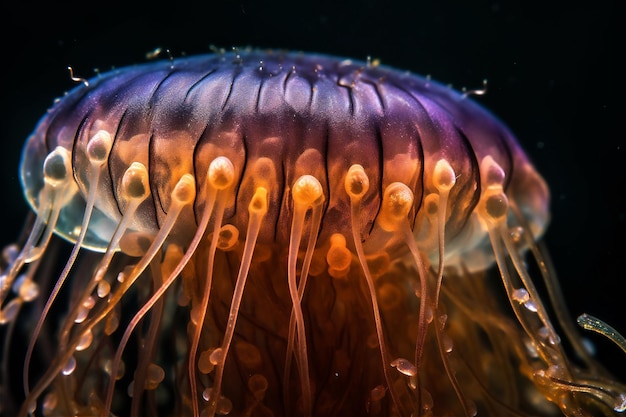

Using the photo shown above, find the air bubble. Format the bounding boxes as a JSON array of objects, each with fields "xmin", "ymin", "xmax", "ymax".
[
  {"xmin": 62, "ymin": 356, "xmax": 76, "ymax": 375},
  {"xmin": 198, "ymin": 349, "xmax": 216, "ymax": 374},
  {"xmin": 523, "ymin": 300, "xmax": 537, "ymax": 312},
  {"xmin": 202, "ymin": 387, "xmax": 212, "ymax": 402},
  {"xmin": 524, "ymin": 338, "xmax": 539, "ymax": 358},
  {"xmin": 103, "ymin": 359, "xmax": 125, "ymax": 380},
  {"xmin": 216, "ymin": 396, "xmax": 233, "ymax": 415},
  {"xmin": 200, "ymin": 391, "xmax": 233, "ymax": 415},
  {"xmin": 421, "ymin": 389, "xmax": 433, "ymax": 411},
  {"xmin": 42, "ymin": 392, "xmax": 58, "ymax": 414},
  {"xmin": 509, "ymin": 226, "xmax": 524, "ymax": 243},
  {"xmin": 145, "ymin": 363, "xmax": 165, "ymax": 389},
  {"xmin": 425, "ymin": 306, "xmax": 434, "ymax": 324},
  {"xmin": 11, "ymin": 273, "xmax": 26, "ymax": 294},
  {"xmin": 538, "ymin": 326, "xmax": 561, "ymax": 345},
  {"xmin": 512, "ymin": 288, "xmax": 529, "ymax": 304},
  {"xmin": 105, "ymin": 307, "xmax": 120, "ymax": 335},
  {"xmin": 18, "ymin": 278, "xmax": 39, "ymax": 301},
  {"xmin": 0, "ymin": 298, "xmax": 21, "ymax": 323},
  {"xmin": 438, "ymin": 314, "xmax": 447, "ymax": 330},
  {"xmin": 75, "ymin": 329, "xmax": 93, "ymax": 351},
  {"xmin": 549, "ymin": 334, "xmax": 561, "ymax": 345},
  {"xmin": 2, "ymin": 244, "xmax": 19, "ymax": 264},
  {"xmin": 190, "ymin": 306, "xmax": 202, "ymax": 325},
  {"xmin": 209, "ymin": 347, "xmax": 223, "ymax": 365},
  {"xmin": 74, "ymin": 306, "xmax": 89, "ymax": 323},
  {"xmin": 546, "ymin": 365, "xmax": 564, "ymax": 378},
  {"xmin": 83, "ymin": 296, "xmax": 95, "ymax": 309},
  {"xmin": 97, "ymin": 280, "xmax": 111, "ymax": 298},
  {"xmin": 390, "ymin": 357, "xmax": 417, "ymax": 377}
]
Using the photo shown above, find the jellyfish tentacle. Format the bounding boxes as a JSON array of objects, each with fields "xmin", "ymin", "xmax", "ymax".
[
  {"xmin": 510, "ymin": 199, "xmax": 601, "ymax": 373},
  {"xmin": 205, "ymin": 186, "xmax": 268, "ymax": 417},
  {"xmin": 18, "ymin": 162, "xmax": 151, "ymax": 417},
  {"xmin": 1, "ymin": 146, "xmax": 77, "ymax": 415},
  {"xmin": 73, "ymin": 171, "xmax": 191, "ymax": 416},
  {"xmin": 285, "ymin": 175, "xmax": 323, "ymax": 417},
  {"xmin": 474, "ymin": 156, "xmax": 617, "ymax": 415},
  {"xmin": 24, "ymin": 130, "xmax": 112, "ymax": 396},
  {"xmin": 577, "ymin": 314, "xmax": 626, "ymax": 355},
  {"xmin": 283, "ymin": 174, "xmax": 324, "ymax": 415},
  {"xmin": 0, "ymin": 146, "xmax": 74, "ymax": 318},
  {"xmin": 7, "ymin": 50, "xmax": 625, "ymax": 417},
  {"xmin": 91, "ymin": 173, "xmax": 195, "ymax": 413},
  {"xmin": 482, "ymin": 158, "xmax": 565, "ymax": 360},
  {"xmin": 345, "ymin": 164, "xmax": 412, "ymax": 417},
  {"xmin": 298, "ymin": 195, "xmax": 324, "ymax": 294},
  {"xmin": 429, "ymin": 158, "xmax": 476, "ymax": 416},
  {"xmin": 499, "ymin": 226, "xmax": 562, "ymax": 350},
  {"xmin": 130, "ymin": 260, "xmax": 166, "ymax": 416},
  {"xmin": 380, "ymin": 181, "xmax": 429, "ymax": 415},
  {"xmin": 53, "ymin": 161, "xmax": 151, "ymax": 353},
  {"xmin": 535, "ymin": 364, "xmax": 626, "ymax": 413},
  {"xmin": 374, "ymin": 181, "xmax": 428, "ymax": 411},
  {"xmin": 432, "ymin": 158, "xmax": 455, "ymax": 308},
  {"xmin": 103, "ymin": 156, "xmax": 235, "ymax": 417},
  {"xmin": 188, "ymin": 159, "xmax": 234, "ymax": 417},
  {"xmin": 395, "ymin": 191, "xmax": 432, "ymax": 416}
]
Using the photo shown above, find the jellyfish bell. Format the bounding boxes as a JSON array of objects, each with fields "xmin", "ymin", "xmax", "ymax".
[{"xmin": 1, "ymin": 48, "xmax": 625, "ymax": 417}]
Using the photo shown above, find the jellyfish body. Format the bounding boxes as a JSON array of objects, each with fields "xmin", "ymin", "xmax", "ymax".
[{"xmin": 0, "ymin": 49, "xmax": 624, "ymax": 416}]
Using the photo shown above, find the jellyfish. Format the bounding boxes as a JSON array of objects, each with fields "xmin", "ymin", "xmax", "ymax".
[{"xmin": 0, "ymin": 48, "xmax": 624, "ymax": 417}]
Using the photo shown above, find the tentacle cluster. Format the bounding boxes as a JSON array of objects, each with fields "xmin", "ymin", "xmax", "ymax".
[
  {"xmin": 1, "ymin": 50, "xmax": 624, "ymax": 417},
  {"xmin": 1, "ymin": 127, "xmax": 625, "ymax": 416}
]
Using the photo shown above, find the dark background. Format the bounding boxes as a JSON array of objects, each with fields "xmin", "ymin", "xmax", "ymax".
[{"xmin": 1, "ymin": 0, "xmax": 624, "ymax": 384}]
